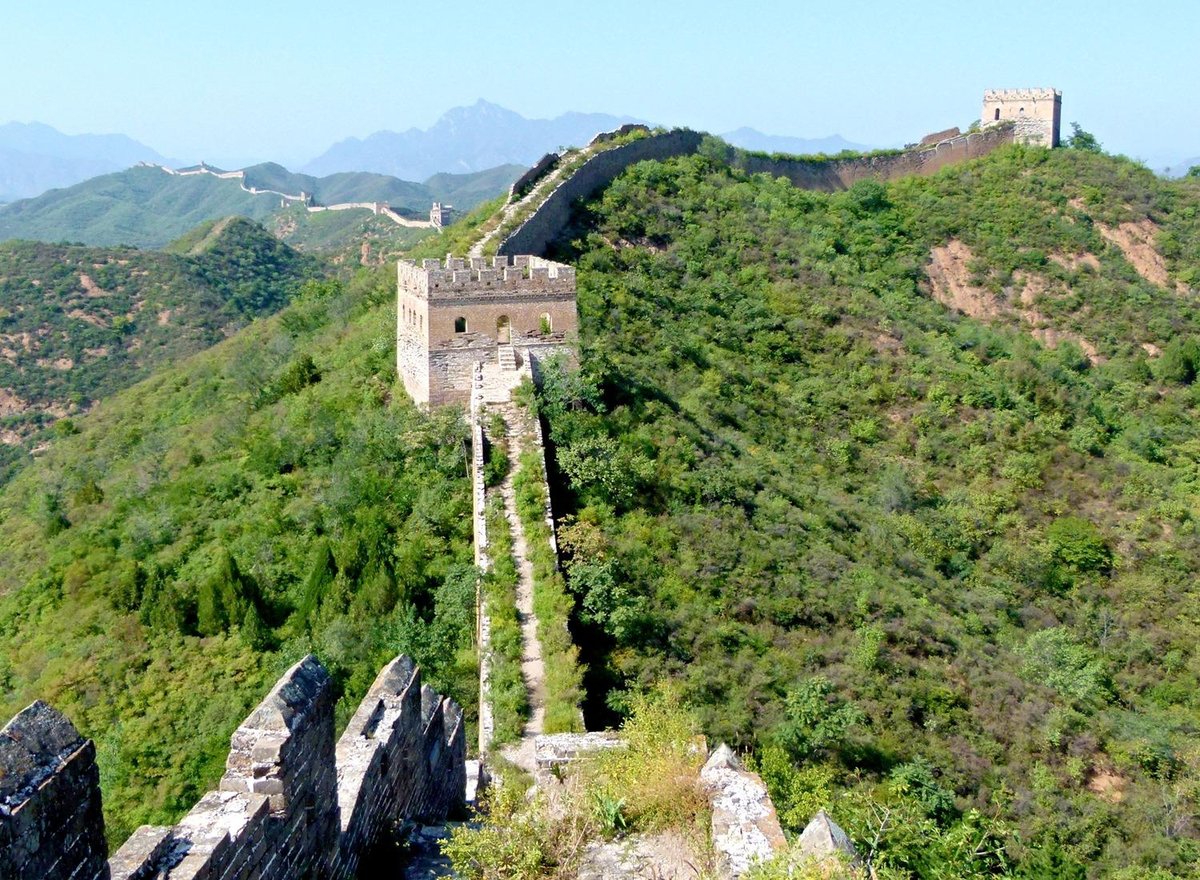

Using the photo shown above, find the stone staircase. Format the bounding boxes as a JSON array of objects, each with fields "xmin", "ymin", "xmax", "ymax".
[{"xmin": 497, "ymin": 342, "xmax": 517, "ymax": 372}]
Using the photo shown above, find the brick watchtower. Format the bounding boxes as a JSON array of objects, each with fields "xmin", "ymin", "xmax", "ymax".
[
  {"xmin": 396, "ymin": 254, "xmax": 578, "ymax": 407},
  {"xmin": 982, "ymin": 88, "xmax": 1062, "ymax": 147}
]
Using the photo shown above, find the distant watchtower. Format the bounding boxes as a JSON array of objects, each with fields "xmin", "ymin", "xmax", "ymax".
[
  {"xmin": 982, "ymin": 88, "xmax": 1062, "ymax": 147},
  {"xmin": 396, "ymin": 254, "xmax": 578, "ymax": 407}
]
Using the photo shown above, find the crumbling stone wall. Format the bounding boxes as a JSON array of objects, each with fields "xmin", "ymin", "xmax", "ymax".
[
  {"xmin": 0, "ymin": 654, "xmax": 465, "ymax": 879},
  {"xmin": 0, "ymin": 701, "xmax": 107, "ymax": 880},
  {"xmin": 496, "ymin": 128, "xmax": 704, "ymax": 257},
  {"xmin": 107, "ymin": 655, "xmax": 339, "ymax": 879},
  {"xmin": 509, "ymin": 153, "xmax": 560, "ymax": 200},
  {"xmin": 732, "ymin": 123, "xmax": 1016, "ymax": 193},
  {"xmin": 331, "ymin": 657, "xmax": 465, "ymax": 878}
]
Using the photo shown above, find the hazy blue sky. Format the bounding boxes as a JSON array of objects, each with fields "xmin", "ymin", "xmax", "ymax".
[{"xmin": 2, "ymin": 0, "xmax": 1196, "ymax": 167}]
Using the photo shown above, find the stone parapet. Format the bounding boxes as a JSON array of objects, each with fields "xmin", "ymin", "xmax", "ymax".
[
  {"xmin": 399, "ymin": 254, "xmax": 576, "ymax": 300},
  {"xmin": 0, "ymin": 701, "xmax": 107, "ymax": 880},
  {"xmin": 0, "ymin": 654, "xmax": 468, "ymax": 879},
  {"xmin": 497, "ymin": 128, "xmax": 704, "ymax": 257},
  {"xmin": 734, "ymin": 123, "xmax": 1017, "ymax": 193}
]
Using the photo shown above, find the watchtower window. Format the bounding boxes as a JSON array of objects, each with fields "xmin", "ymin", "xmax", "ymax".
[
  {"xmin": 994, "ymin": 108, "xmax": 1000, "ymax": 121},
  {"xmin": 497, "ymin": 315, "xmax": 511, "ymax": 343},
  {"xmin": 454, "ymin": 316, "xmax": 467, "ymax": 333}
]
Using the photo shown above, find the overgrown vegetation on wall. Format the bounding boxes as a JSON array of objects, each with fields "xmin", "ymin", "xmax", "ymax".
[
  {"xmin": 484, "ymin": 489, "xmax": 530, "ymax": 744},
  {"xmin": 532, "ymin": 144, "xmax": 1200, "ymax": 877},
  {"xmin": 512, "ymin": 443, "xmax": 585, "ymax": 734},
  {"xmin": 443, "ymin": 687, "xmax": 711, "ymax": 879}
]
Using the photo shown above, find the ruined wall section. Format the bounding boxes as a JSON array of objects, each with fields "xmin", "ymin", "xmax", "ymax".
[
  {"xmin": 510, "ymin": 152, "xmax": 560, "ymax": 200},
  {"xmin": 496, "ymin": 129, "xmax": 704, "ymax": 257},
  {"xmin": 733, "ymin": 123, "xmax": 1016, "ymax": 193},
  {"xmin": 0, "ymin": 701, "xmax": 107, "ymax": 880},
  {"xmin": 331, "ymin": 657, "xmax": 465, "ymax": 878},
  {"xmin": 108, "ymin": 655, "xmax": 337, "ymax": 879},
  {"xmin": 99, "ymin": 654, "xmax": 464, "ymax": 880}
]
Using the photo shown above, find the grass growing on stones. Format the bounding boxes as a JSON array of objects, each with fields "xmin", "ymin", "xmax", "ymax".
[
  {"xmin": 443, "ymin": 687, "xmax": 712, "ymax": 880},
  {"xmin": 512, "ymin": 447, "xmax": 585, "ymax": 734},
  {"xmin": 483, "ymin": 491, "xmax": 529, "ymax": 744}
]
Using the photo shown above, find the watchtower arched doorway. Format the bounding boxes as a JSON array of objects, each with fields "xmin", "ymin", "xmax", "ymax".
[{"xmin": 497, "ymin": 315, "xmax": 511, "ymax": 343}]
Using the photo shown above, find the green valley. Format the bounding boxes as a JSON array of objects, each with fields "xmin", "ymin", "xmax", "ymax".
[{"xmin": 0, "ymin": 219, "xmax": 320, "ymax": 479}]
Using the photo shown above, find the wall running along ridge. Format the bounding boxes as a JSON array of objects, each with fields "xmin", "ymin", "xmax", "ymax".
[
  {"xmin": 493, "ymin": 123, "xmax": 1021, "ymax": 258},
  {"xmin": 496, "ymin": 128, "xmax": 705, "ymax": 257},
  {"xmin": 0, "ymin": 654, "xmax": 465, "ymax": 879},
  {"xmin": 731, "ymin": 123, "xmax": 1017, "ymax": 193}
]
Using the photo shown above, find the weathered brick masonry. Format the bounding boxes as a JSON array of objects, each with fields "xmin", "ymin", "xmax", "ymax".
[
  {"xmin": 0, "ymin": 702, "xmax": 107, "ymax": 880},
  {"xmin": 0, "ymin": 654, "xmax": 465, "ymax": 879},
  {"xmin": 397, "ymin": 254, "xmax": 578, "ymax": 407},
  {"xmin": 731, "ymin": 123, "xmax": 1017, "ymax": 193}
]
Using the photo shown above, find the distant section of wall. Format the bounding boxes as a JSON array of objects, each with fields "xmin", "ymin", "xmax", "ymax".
[
  {"xmin": 920, "ymin": 126, "xmax": 961, "ymax": 146},
  {"xmin": 588, "ymin": 123, "xmax": 651, "ymax": 147},
  {"xmin": 496, "ymin": 129, "xmax": 704, "ymax": 257},
  {"xmin": 733, "ymin": 123, "xmax": 1016, "ymax": 193},
  {"xmin": 0, "ymin": 701, "xmax": 107, "ymax": 880}
]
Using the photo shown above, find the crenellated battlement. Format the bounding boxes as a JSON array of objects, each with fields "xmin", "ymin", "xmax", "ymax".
[
  {"xmin": 398, "ymin": 253, "xmax": 576, "ymax": 300},
  {"xmin": 397, "ymin": 252, "xmax": 579, "ymax": 406},
  {"xmin": 982, "ymin": 87, "xmax": 1061, "ymax": 101},
  {"xmin": 0, "ymin": 655, "xmax": 466, "ymax": 880},
  {"xmin": 982, "ymin": 87, "xmax": 1062, "ymax": 147}
]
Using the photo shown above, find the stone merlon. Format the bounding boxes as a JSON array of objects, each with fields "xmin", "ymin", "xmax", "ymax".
[{"xmin": 399, "ymin": 254, "xmax": 576, "ymax": 300}]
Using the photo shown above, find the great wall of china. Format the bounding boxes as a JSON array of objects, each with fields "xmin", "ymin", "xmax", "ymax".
[
  {"xmin": 3, "ymin": 90, "xmax": 1059, "ymax": 878},
  {"xmin": 149, "ymin": 163, "xmax": 444, "ymax": 229}
]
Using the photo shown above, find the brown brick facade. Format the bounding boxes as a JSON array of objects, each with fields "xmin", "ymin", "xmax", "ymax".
[{"xmin": 397, "ymin": 255, "xmax": 578, "ymax": 407}]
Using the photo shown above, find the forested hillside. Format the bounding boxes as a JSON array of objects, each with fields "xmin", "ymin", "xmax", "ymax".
[
  {"xmin": 0, "ymin": 267, "xmax": 477, "ymax": 844},
  {"xmin": 530, "ymin": 142, "xmax": 1200, "ymax": 877},
  {"xmin": 0, "ymin": 219, "xmax": 320, "ymax": 480}
]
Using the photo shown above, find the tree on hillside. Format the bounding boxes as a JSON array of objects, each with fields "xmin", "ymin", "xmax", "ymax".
[{"xmin": 1065, "ymin": 123, "xmax": 1102, "ymax": 153}]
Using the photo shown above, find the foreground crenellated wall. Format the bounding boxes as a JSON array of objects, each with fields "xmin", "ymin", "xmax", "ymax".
[
  {"xmin": 0, "ymin": 654, "xmax": 465, "ymax": 880},
  {"xmin": 0, "ymin": 702, "xmax": 107, "ymax": 880}
]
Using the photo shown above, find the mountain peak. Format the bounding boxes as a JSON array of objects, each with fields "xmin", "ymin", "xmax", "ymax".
[{"xmin": 301, "ymin": 103, "xmax": 639, "ymax": 179}]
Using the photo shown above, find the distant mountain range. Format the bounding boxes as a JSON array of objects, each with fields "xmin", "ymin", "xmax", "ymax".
[
  {"xmin": 301, "ymin": 100, "xmax": 876, "ymax": 179},
  {"xmin": 0, "ymin": 122, "xmax": 177, "ymax": 203},
  {"xmin": 0, "ymin": 162, "xmax": 521, "ymax": 249},
  {"xmin": 0, "ymin": 105, "xmax": 879, "ymax": 211},
  {"xmin": 718, "ymin": 127, "xmax": 872, "ymax": 156},
  {"xmin": 301, "ymin": 100, "xmax": 643, "ymax": 179}
]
